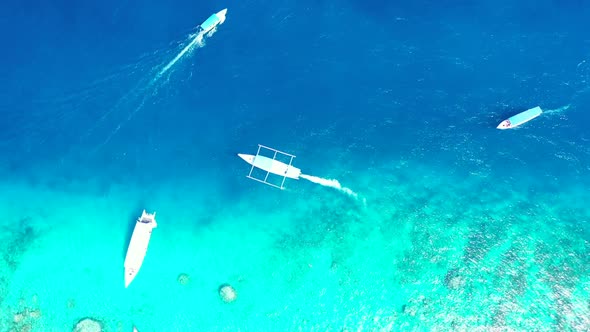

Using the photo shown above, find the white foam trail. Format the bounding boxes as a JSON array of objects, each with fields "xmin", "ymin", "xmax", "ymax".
[
  {"xmin": 544, "ymin": 104, "xmax": 571, "ymax": 114},
  {"xmin": 94, "ymin": 32, "xmax": 207, "ymax": 150},
  {"xmin": 155, "ymin": 33, "xmax": 204, "ymax": 80},
  {"xmin": 300, "ymin": 174, "xmax": 358, "ymax": 199}
]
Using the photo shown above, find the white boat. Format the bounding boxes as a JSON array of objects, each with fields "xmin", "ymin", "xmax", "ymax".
[
  {"xmin": 238, "ymin": 145, "xmax": 301, "ymax": 189},
  {"xmin": 124, "ymin": 210, "xmax": 157, "ymax": 288},
  {"xmin": 198, "ymin": 8, "xmax": 227, "ymax": 35},
  {"xmin": 497, "ymin": 106, "xmax": 543, "ymax": 129},
  {"xmin": 238, "ymin": 154, "xmax": 301, "ymax": 179}
]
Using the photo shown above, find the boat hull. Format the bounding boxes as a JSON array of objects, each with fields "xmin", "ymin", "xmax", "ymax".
[
  {"xmin": 200, "ymin": 9, "xmax": 227, "ymax": 34},
  {"xmin": 238, "ymin": 154, "xmax": 301, "ymax": 179},
  {"xmin": 497, "ymin": 106, "xmax": 543, "ymax": 129},
  {"xmin": 124, "ymin": 211, "xmax": 157, "ymax": 288}
]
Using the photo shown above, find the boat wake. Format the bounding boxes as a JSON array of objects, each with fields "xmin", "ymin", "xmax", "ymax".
[
  {"xmin": 544, "ymin": 104, "xmax": 571, "ymax": 115},
  {"xmin": 91, "ymin": 31, "xmax": 209, "ymax": 151},
  {"xmin": 155, "ymin": 32, "xmax": 205, "ymax": 81},
  {"xmin": 299, "ymin": 174, "xmax": 359, "ymax": 199}
]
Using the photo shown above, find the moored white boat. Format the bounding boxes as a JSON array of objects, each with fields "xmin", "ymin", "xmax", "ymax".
[{"xmin": 124, "ymin": 210, "xmax": 157, "ymax": 288}]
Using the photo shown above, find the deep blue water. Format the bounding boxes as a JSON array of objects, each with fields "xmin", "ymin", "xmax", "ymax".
[{"xmin": 1, "ymin": 0, "xmax": 589, "ymax": 185}]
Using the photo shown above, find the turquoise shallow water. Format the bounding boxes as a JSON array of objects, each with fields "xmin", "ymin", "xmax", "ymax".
[{"xmin": 1, "ymin": 152, "xmax": 589, "ymax": 331}]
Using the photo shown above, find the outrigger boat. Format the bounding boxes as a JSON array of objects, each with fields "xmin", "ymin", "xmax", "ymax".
[
  {"xmin": 238, "ymin": 144, "xmax": 301, "ymax": 189},
  {"xmin": 124, "ymin": 210, "xmax": 157, "ymax": 288}
]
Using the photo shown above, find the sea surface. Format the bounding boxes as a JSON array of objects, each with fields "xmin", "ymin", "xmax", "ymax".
[{"xmin": 1, "ymin": 0, "xmax": 589, "ymax": 331}]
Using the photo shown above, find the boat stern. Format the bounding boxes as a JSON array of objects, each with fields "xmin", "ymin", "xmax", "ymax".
[
  {"xmin": 139, "ymin": 210, "xmax": 157, "ymax": 228},
  {"xmin": 285, "ymin": 166, "xmax": 302, "ymax": 179}
]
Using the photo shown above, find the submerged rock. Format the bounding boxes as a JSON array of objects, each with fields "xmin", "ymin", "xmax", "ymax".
[
  {"xmin": 67, "ymin": 299, "xmax": 76, "ymax": 309},
  {"xmin": 8, "ymin": 295, "xmax": 42, "ymax": 332},
  {"xmin": 444, "ymin": 268, "xmax": 466, "ymax": 290},
  {"xmin": 18, "ymin": 323, "xmax": 32, "ymax": 332},
  {"xmin": 29, "ymin": 310, "xmax": 41, "ymax": 319},
  {"xmin": 13, "ymin": 312, "xmax": 24, "ymax": 324},
  {"xmin": 219, "ymin": 284, "xmax": 237, "ymax": 303},
  {"xmin": 73, "ymin": 318, "xmax": 102, "ymax": 332},
  {"xmin": 177, "ymin": 273, "xmax": 190, "ymax": 285}
]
